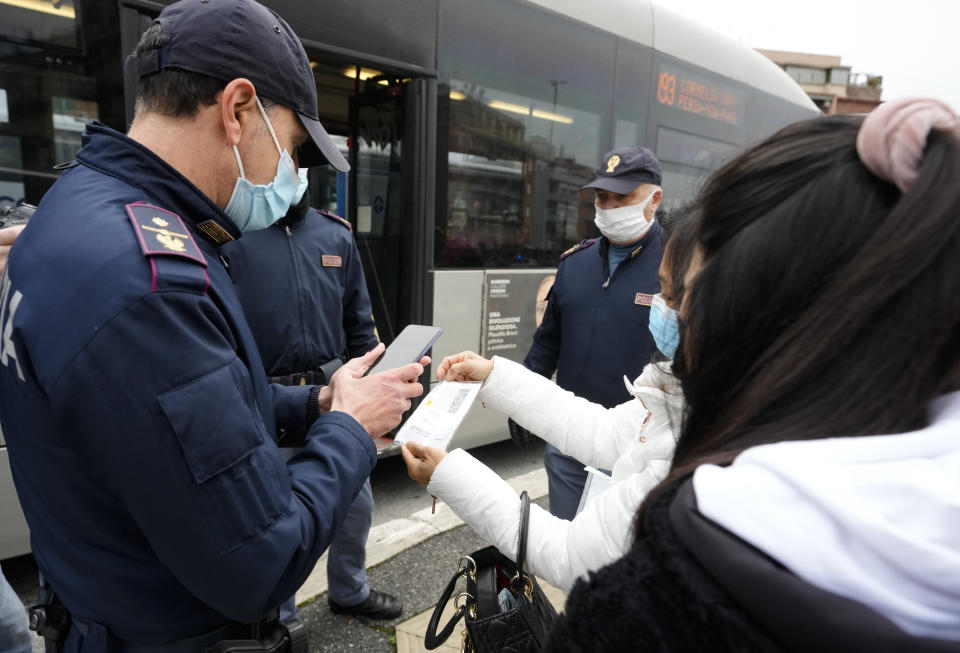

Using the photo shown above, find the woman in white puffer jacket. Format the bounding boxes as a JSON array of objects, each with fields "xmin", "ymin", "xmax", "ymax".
[{"xmin": 401, "ymin": 220, "xmax": 692, "ymax": 591}]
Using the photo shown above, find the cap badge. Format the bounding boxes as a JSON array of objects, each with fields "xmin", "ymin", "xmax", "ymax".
[
  {"xmin": 152, "ymin": 217, "xmax": 170, "ymax": 227},
  {"xmin": 606, "ymin": 155, "xmax": 621, "ymax": 173}
]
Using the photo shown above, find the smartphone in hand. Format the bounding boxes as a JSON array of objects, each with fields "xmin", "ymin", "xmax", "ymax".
[{"xmin": 366, "ymin": 325, "xmax": 442, "ymax": 376}]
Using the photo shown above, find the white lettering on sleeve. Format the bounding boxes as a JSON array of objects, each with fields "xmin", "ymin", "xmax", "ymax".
[{"xmin": 0, "ymin": 273, "xmax": 25, "ymax": 382}]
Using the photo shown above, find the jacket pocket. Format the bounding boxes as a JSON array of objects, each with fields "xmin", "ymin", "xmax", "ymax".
[{"xmin": 158, "ymin": 358, "xmax": 266, "ymax": 484}]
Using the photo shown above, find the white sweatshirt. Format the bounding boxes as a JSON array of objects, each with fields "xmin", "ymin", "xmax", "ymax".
[
  {"xmin": 427, "ymin": 356, "xmax": 683, "ymax": 591},
  {"xmin": 694, "ymin": 391, "xmax": 960, "ymax": 641}
]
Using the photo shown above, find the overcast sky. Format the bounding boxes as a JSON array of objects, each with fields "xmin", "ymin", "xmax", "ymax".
[{"xmin": 664, "ymin": 0, "xmax": 959, "ymax": 109}]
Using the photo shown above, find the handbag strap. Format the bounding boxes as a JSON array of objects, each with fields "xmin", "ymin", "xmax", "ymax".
[
  {"xmin": 515, "ymin": 490, "xmax": 531, "ymax": 578},
  {"xmin": 424, "ymin": 566, "xmax": 469, "ymax": 650}
]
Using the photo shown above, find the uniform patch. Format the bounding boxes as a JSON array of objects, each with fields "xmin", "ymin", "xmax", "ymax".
[
  {"xmin": 195, "ymin": 220, "xmax": 236, "ymax": 245},
  {"xmin": 322, "ymin": 255, "xmax": 342, "ymax": 268},
  {"xmin": 317, "ymin": 209, "xmax": 352, "ymax": 232},
  {"xmin": 126, "ymin": 203, "xmax": 207, "ymax": 266},
  {"xmin": 560, "ymin": 239, "xmax": 596, "ymax": 261},
  {"xmin": 634, "ymin": 293, "xmax": 654, "ymax": 306}
]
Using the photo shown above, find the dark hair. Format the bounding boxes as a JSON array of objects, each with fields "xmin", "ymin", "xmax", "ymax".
[
  {"xmin": 658, "ymin": 211, "xmax": 697, "ymax": 304},
  {"xmin": 130, "ymin": 23, "xmax": 276, "ymax": 118},
  {"xmin": 130, "ymin": 23, "xmax": 227, "ymax": 118},
  {"xmin": 635, "ymin": 115, "xmax": 960, "ymax": 539}
]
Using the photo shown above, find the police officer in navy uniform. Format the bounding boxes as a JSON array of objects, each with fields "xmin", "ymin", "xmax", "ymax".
[
  {"xmin": 223, "ymin": 189, "xmax": 403, "ymax": 620},
  {"xmin": 0, "ymin": 2, "xmax": 425, "ymax": 651},
  {"xmin": 522, "ymin": 146, "xmax": 664, "ymax": 520}
]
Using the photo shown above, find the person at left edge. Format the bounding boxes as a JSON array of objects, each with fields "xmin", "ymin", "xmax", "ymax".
[
  {"xmin": 0, "ymin": 226, "xmax": 24, "ymax": 275},
  {"xmin": 0, "ymin": 1, "xmax": 425, "ymax": 652},
  {"xmin": 223, "ymin": 189, "xmax": 403, "ymax": 620}
]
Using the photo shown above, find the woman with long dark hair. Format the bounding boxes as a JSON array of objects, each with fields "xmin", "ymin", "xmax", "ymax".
[{"xmin": 545, "ymin": 98, "xmax": 960, "ymax": 651}]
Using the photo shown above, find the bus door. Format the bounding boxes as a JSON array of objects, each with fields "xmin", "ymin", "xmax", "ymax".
[{"xmin": 348, "ymin": 76, "xmax": 433, "ymax": 345}]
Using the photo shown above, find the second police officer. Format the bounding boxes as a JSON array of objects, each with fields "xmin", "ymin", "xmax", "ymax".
[
  {"xmin": 522, "ymin": 146, "xmax": 665, "ymax": 519},
  {"xmin": 0, "ymin": 1, "xmax": 425, "ymax": 651},
  {"xmin": 224, "ymin": 185, "xmax": 403, "ymax": 620}
]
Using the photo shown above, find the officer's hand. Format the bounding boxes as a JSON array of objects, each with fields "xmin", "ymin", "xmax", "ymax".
[
  {"xmin": 316, "ymin": 345, "xmax": 384, "ymax": 413},
  {"xmin": 0, "ymin": 225, "xmax": 25, "ymax": 277},
  {"xmin": 401, "ymin": 441, "xmax": 446, "ymax": 485},
  {"xmin": 436, "ymin": 351, "xmax": 494, "ymax": 382},
  {"xmin": 332, "ymin": 344, "xmax": 430, "ymax": 382},
  {"xmin": 336, "ymin": 344, "xmax": 385, "ymax": 381},
  {"xmin": 330, "ymin": 358, "xmax": 426, "ymax": 438}
]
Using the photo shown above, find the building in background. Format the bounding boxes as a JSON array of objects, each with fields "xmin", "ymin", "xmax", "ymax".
[{"xmin": 757, "ymin": 49, "xmax": 882, "ymax": 114}]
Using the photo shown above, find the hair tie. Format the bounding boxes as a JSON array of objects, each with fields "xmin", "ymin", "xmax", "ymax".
[{"xmin": 856, "ymin": 97, "xmax": 957, "ymax": 193}]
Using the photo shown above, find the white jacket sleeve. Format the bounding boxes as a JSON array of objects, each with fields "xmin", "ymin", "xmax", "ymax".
[
  {"xmin": 428, "ymin": 447, "xmax": 671, "ymax": 591},
  {"xmin": 479, "ymin": 356, "xmax": 652, "ymax": 470}
]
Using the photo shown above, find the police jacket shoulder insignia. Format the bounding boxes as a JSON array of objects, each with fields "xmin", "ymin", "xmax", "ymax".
[
  {"xmin": 560, "ymin": 239, "xmax": 596, "ymax": 261},
  {"xmin": 317, "ymin": 209, "xmax": 352, "ymax": 232},
  {"xmin": 126, "ymin": 203, "xmax": 207, "ymax": 266}
]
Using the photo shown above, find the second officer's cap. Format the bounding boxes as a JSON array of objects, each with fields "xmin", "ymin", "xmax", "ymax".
[
  {"xmin": 582, "ymin": 146, "xmax": 662, "ymax": 194},
  {"xmin": 129, "ymin": 0, "xmax": 348, "ymax": 172}
]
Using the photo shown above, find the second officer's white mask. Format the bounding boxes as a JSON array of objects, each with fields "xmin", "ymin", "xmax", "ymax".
[{"xmin": 594, "ymin": 186, "xmax": 659, "ymax": 243}]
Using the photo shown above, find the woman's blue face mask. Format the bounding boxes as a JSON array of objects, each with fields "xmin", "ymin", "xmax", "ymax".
[
  {"xmin": 649, "ymin": 293, "xmax": 680, "ymax": 359},
  {"xmin": 224, "ymin": 97, "xmax": 308, "ymax": 232}
]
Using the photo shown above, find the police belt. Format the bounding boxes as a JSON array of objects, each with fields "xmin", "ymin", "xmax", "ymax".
[
  {"xmin": 268, "ymin": 357, "xmax": 346, "ymax": 387},
  {"xmin": 31, "ymin": 598, "xmax": 307, "ymax": 653}
]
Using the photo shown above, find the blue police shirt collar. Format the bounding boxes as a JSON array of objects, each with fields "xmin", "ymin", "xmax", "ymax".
[{"xmin": 75, "ymin": 122, "xmax": 243, "ymax": 247}]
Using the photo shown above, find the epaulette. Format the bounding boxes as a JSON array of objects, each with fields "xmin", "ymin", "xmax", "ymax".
[
  {"xmin": 317, "ymin": 209, "xmax": 352, "ymax": 232},
  {"xmin": 560, "ymin": 238, "xmax": 596, "ymax": 261},
  {"xmin": 126, "ymin": 202, "xmax": 209, "ymax": 295}
]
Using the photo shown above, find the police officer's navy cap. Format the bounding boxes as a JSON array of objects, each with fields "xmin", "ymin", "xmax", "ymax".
[
  {"xmin": 582, "ymin": 146, "xmax": 662, "ymax": 194},
  {"xmin": 130, "ymin": 0, "xmax": 348, "ymax": 172}
]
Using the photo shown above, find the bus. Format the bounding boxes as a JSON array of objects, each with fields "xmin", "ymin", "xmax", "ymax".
[{"xmin": 0, "ymin": 0, "xmax": 818, "ymax": 559}]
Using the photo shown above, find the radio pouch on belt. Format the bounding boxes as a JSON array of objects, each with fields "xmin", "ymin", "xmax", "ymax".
[
  {"xmin": 28, "ymin": 600, "xmax": 71, "ymax": 653},
  {"xmin": 206, "ymin": 618, "xmax": 307, "ymax": 653},
  {"xmin": 317, "ymin": 357, "xmax": 344, "ymax": 385}
]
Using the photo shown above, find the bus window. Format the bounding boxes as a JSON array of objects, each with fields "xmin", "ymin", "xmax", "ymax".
[
  {"xmin": 659, "ymin": 164, "xmax": 706, "ymax": 214},
  {"xmin": 656, "ymin": 127, "xmax": 737, "ymax": 172},
  {"xmin": 53, "ymin": 97, "xmax": 98, "ymax": 165},
  {"xmin": 0, "ymin": 0, "xmax": 79, "ymax": 51},
  {"xmin": 612, "ymin": 40, "xmax": 654, "ymax": 157},
  {"xmin": 436, "ymin": 0, "xmax": 615, "ymax": 269},
  {"xmin": 655, "ymin": 128, "xmax": 739, "ymax": 212},
  {"xmin": 0, "ymin": 47, "xmax": 99, "ymax": 207},
  {"xmin": 0, "ymin": 133, "xmax": 24, "ymax": 212}
]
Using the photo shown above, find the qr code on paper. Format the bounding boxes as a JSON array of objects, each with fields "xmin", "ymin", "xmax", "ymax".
[{"xmin": 448, "ymin": 389, "xmax": 470, "ymax": 414}]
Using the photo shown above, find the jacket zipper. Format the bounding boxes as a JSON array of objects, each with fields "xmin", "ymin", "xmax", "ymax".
[
  {"xmin": 284, "ymin": 225, "xmax": 309, "ymax": 366},
  {"xmin": 591, "ymin": 247, "xmax": 642, "ymax": 361}
]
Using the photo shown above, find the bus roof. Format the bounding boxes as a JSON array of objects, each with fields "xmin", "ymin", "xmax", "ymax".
[{"xmin": 520, "ymin": 0, "xmax": 817, "ymax": 111}]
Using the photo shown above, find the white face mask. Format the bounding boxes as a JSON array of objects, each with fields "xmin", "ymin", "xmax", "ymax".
[{"xmin": 594, "ymin": 186, "xmax": 659, "ymax": 243}]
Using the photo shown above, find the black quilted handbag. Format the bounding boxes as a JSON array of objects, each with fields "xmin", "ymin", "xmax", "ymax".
[{"xmin": 424, "ymin": 491, "xmax": 558, "ymax": 652}]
